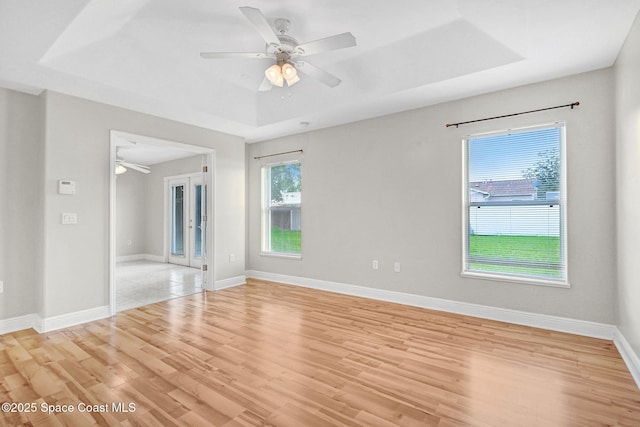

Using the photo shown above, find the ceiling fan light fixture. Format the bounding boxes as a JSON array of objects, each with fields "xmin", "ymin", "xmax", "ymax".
[
  {"xmin": 265, "ymin": 64, "xmax": 284, "ymax": 87},
  {"xmin": 281, "ymin": 62, "xmax": 300, "ymax": 86},
  {"xmin": 281, "ymin": 62, "xmax": 296, "ymax": 78},
  {"xmin": 115, "ymin": 164, "xmax": 127, "ymax": 175}
]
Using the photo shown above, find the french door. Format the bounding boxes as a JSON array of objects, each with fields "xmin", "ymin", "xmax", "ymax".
[{"xmin": 168, "ymin": 175, "xmax": 205, "ymax": 268}]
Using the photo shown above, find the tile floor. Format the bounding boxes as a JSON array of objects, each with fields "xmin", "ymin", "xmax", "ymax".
[{"xmin": 116, "ymin": 260, "xmax": 202, "ymax": 312}]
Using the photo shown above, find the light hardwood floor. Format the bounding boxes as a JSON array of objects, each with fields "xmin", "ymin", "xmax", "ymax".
[{"xmin": 1, "ymin": 278, "xmax": 639, "ymax": 426}]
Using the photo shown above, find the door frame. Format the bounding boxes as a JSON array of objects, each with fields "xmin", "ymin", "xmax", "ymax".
[
  {"xmin": 189, "ymin": 175, "xmax": 205, "ymax": 268},
  {"xmin": 109, "ymin": 130, "xmax": 216, "ymax": 316}
]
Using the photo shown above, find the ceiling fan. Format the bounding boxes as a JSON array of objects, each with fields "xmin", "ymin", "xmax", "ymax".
[
  {"xmin": 115, "ymin": 158, "xmax": 150, "ymax": 175},
  {"xmin": 200, "ymin": 6, "xmax": 356, "ymax": 91}
]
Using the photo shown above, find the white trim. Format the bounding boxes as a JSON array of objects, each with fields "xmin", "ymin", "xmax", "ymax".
[
  {"xmin": 259, "ymin": 251, "xmax": 302, "ymax": 260},
  {"xmin": 0, "ymin": 314, "xmax": 38, "ymax": 335},
  {"xmin": 460, "ymin": 271, "xmax": 570, "ymax": 289},
  {"xmin": 146, "ymin": 254, "xmax": 166, "ymax": 263},
  {"xmin": 116, "ymin": 254, "xmax": 145, "ymax": 263},
  {"xmin": 109, "ymin": 136, "xmax": 117, "ymax": 317},
  {"xmin": 614, "ymin": 328, "xmax": 640, "ymax": 390},
  {"xmin": 115, "ymin": 253, "xmax": 166, "ymax": 263},
  {"xmin": 245, "ymin": 270, "xmax": 616, "ymax": 340},
  {"xmin": 215, "ymin": 275, "xmax": 246, "ymax": 290},
  {"xmin": 0, "ymin": 306, "xmax": 111, "ymax": 335},
  {"xmin": 35, "ymin": 306, "xmax": 111, "ymax": 333}
]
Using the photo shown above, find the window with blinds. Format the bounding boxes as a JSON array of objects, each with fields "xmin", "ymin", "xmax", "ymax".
[
  {"xmin": 463, "ymin": 124, "xmax": 567, "ymax": 285},
  {"xmin": 261, "ymin": 161, "xmax": 302, "ymax": 257}
]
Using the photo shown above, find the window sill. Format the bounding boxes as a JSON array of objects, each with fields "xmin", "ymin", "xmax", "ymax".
[
  {"xmin": 460, "ymin": 271, "xmax": 570, "ymax": 288},
  {"xmin": 260, "ymin": 251, "xmax": 302, "ymax": 260}
]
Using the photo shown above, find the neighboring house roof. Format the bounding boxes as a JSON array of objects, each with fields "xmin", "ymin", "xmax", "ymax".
[{"xmin": 470, "ymin": 179, "xmax": 536, "ymax": 198}]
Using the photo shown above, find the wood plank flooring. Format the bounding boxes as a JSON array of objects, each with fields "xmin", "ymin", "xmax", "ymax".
[{"xmin": 1, "ymin": 278, "xmax": 639, "ymax": 426}]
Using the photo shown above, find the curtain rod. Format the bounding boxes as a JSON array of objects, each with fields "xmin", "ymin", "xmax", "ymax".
[
  {"xmin": 446, "ymin": 102, "xmax": 580, "ymax": 128},
  {"xmin": 253, "ymin": 149, "xmax": 303, "ymax": 160}
]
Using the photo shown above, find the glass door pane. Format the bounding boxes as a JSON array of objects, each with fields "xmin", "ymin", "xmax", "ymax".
[
  {"xmin": 171, "ymin": 184, "xmax": 185, "ymax": 256},
  {"xmin": 194, "ymin": 184, "xmax": 202, "ymax": 258}
]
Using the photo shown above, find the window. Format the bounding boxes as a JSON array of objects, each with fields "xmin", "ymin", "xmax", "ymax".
[
  {"xmin": 463, "ymin": 124, "xmax": 567, "ymax": 286},
  {"xmin": 261, "ymin": 161, "xmax": 302, "ymax": 257}
]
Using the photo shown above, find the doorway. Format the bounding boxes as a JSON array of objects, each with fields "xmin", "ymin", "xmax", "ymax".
[
  {"xmin": 168, "ymin": 174, "xmax": 205, "ymax": 268},
  {"xmin": 109, "ymin": 131, "xmax": 215, "ymax": 316}
]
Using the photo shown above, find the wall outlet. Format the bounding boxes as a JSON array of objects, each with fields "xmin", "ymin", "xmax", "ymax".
[
  {"xmin": 372, "ymin": 260, "xmax": 379, "ymax": 270},
  {"xmin": 394, "ymin": 262, "xmax": 401, "ymax": 273},
  {"xmin": 127, "ymin": 239, "xmax": 133, "ymax": 246},
  {"xmin": 229, "ymin": 253, "xmax": 235, "ymax": 262},
  {"xmin": 0, "ymin": 281, "xmax": 4, "ymax": 293}
]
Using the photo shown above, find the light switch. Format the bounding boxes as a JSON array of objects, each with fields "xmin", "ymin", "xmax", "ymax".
[{"xmin": 62, "ymin": 213, "xmax": 78, "ymax": 225}]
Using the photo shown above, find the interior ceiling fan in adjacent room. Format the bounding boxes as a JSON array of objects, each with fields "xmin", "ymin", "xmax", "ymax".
[
  {"xmin": 200, "ymin": 6, "xmax": 357, "ymax": 91},
  {"xmin": 115, "ymin": 158, "xmax": 150, "ymax": 175}
]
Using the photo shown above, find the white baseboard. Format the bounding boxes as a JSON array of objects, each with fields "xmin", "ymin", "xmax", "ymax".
[
  {"xmin": 614, "ymin": 328, "xmax": 640, "ymax": 389},
  {"xmin": 215, "ymin": 275, "xmax": 246, "ymax": 290},
  {"xmin": 245, "ymin": 270, "xmax": 616, "ymax": 340},
  {"xmin": 0, "ymin": 314, "xmax": 39, "ymax": 335},
  {"xmin": 1, "ymin": 305, "xmax": 111, "ymax": 335},
  {"xmin": 116, "ymin": 254, "xmax": 145, "ymax": 263},
  {"xmin": 145, "ymin": 254, "xmax": 166, "ymax": 263},
  {"xmin": 116, "ymin": 254, "xmax": 165, "ymax": 263},
  {"xmin": 34, "ymin": 305, "xmax": 111, "ymax": 333}
]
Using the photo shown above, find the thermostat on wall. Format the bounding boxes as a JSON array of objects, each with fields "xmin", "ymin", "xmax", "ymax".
[{"xmin": 58, "ymin": 180, "xmax": 76, "ymax": 195}]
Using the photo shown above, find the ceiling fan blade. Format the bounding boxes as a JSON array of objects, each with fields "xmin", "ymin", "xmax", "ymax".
[
  {"xmin": 258, "ymin": 77, "xmax": 273, "ymax": 92},
  {"xmin": 125, "ymin": 164, "xmax": 151, "ymax": 174},
  {"xmin": 296, "ymin": 32, "xmax": 356, "ymax": 56},
  {"xmin": 119, "ymin": 161, "xmax": 151, "ymax": 174},
  {"xmin": 239, "ymin": 6, "xmax": 281, "ymax": 48},
  {"xmin": 200, "ymin": 51, "xmax": 270, "ymax": 59},
  {"xmin": 294, "ymin": 61, "xmax": 342, "ymax": 88}
]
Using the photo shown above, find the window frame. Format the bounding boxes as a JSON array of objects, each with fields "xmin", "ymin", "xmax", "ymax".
[
  {"xmin": 260, "ymin": 160, "xmax": 302, "ymax": 259},
  {"xmin": 461, "ymin": 123, "xmax": 569, "ymax": 287}
]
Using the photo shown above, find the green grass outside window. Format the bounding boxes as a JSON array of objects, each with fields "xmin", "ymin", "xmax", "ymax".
[
  {"xmin": 270, "ymin": 227, "xmax": 301, "ymax": 254},
  {"xmin": 468, "ymin": 235, "xmax": 561, "ymax": 278}
]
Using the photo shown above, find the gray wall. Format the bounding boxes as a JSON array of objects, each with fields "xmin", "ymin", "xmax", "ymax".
[
  {"xmin": 615, "ymin": 12, "xmax": 640, "ymax": 361},
  {"xmin": 0, "ymin": 88, "xmax": 44, "ymax": 319},
  {"xmin": 247, "ymin": 68, "xmax": 616, "ymax": 324},
  {"xmin": 116, "ymin": 170, "xmax": 147, "ymax": 257},
  {"xmin": 42, "ymin": 91, "xmax": 244, "ymax": 318},
  {"xmin": 116, "ymin": 155, "xmax": 203, "ymax": 258}
]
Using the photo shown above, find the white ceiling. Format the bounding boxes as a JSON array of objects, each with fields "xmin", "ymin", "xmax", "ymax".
[
  {"xmin": 2, "ymin": 0, "xmax": 639, "ymax": 143},
  {"xmin": 113, "ymin": 131, "xmax": 208, "ymax": 166}
]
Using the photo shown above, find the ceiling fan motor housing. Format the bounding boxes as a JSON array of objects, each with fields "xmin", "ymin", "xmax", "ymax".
[{"xmin": 267, "ymin": 34, "xmax": 299, "ymax": 55}]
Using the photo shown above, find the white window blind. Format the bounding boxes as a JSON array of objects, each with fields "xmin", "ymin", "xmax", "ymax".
[{"xmin": 463, "ymin": 124, "xmax": 567, "ymax": 285}]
